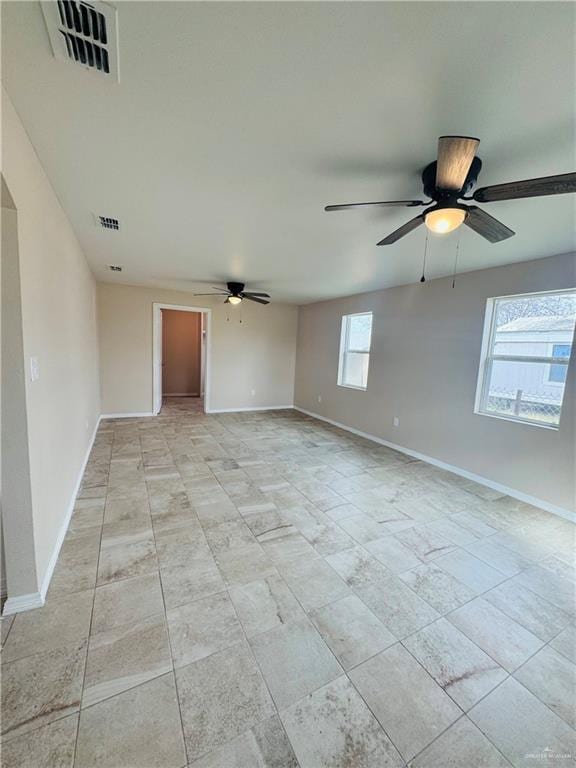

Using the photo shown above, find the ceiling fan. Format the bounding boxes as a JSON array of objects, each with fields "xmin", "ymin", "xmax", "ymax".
[
  {"xmin": 325, "ymin": 136, "xmax": 576, "ymax": 245},
  {"xmin": 194, "ymin": 281, "xmax": 270, "ymax": 305}
]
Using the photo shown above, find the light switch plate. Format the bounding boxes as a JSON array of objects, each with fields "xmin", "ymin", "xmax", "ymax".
[{"xmin": 30, "ymin": 356, "xmax": 40, "ymax": 382}]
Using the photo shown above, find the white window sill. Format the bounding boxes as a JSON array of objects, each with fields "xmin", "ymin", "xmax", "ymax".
[
  {"xmin": 474, "ymin": 409, "xmax": 560, "ymax": 431},
  {"xmin": 337, "ymin": 383, "xmax": 367, "ymax": 391}
]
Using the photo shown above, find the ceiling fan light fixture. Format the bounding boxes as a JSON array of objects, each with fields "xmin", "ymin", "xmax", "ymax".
[
  {"xmin": 227, "ymin": 295, "xmax": 242, "ymax": 305},
  {"xmin": 425, "ymin": 207, "xmax": 466, "ymax": 234}
]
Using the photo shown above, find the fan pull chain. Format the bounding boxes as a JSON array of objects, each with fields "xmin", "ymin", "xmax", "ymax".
[
  {"xmin": 420, "ymin": 230, "xmax": 429, "ymax": 283},
  {"xmin": 452, "ymin": 228, "xmax": 462, "ymax": 288}
]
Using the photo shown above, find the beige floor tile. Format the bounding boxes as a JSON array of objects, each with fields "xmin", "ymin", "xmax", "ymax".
[
  {"xmin": 281, "ymin": 676, "xmax": 403, "ymax": 768},
  {"xmin": 448, "ymin": 597, "xmax": 544, "ymax": 672},
  {"xmin": 400, "ymin": 562, "xmax": 476, "ymax": 613},
  {"xmin": 1, "ymin": 640, "xmax": 86, "ymax": 740},
  {"xmin": 409, "ymin": 716, "xmax": 512, "ymax": 767},
  {"xmin": 82, "ymin": 613, "xmax": 172, "ymax": 707},
  {"xmin": 403, "ymin": 618, "xmax": 508, "ymax": 710},
  {"xmin": 91, "ymin": 572, "xmax": 164, "ymax": 634},
  {"xmin": 468, "ymin": 677, "xmax": 576, "ymax": 768},
  {"xmin": 0, "ymin": 714, "xmax": 78, "ymax": 768},
  {"xmin": 325, "ymin": 545, "xmax": 390, "ymax": 588},
  {"xmin": 279, "ymin": 558, "xmax": 351, "ymax": 611},
  {"xmin": 2, "ymin": 590, "xmax": 93, "ymax": 662},
  {"xmin": 310, "ymin": 594, "xmax": 396, "ymax": 669},
  {"xmin": 435, "ymin": 549, "xmax": 507, "ymax": 593},
  {"xmin": 103, "ymin": 497, "xmax": 151, "ymax": 524},
  {"xmin": 215, "ymin": 543, "xmax": 278, "ymax": 586},
  {"xmin": 355, "ymin": 573, "xmax": 440, "ymax": 639},
  {"xmin": 365, "ymin": 535, "xmax": 422, "ymax": 572},
  {"xmin": 250, "ymin": 617, "xmax": 342, "ymax": 709},
  {"xmin": 514, "ymin": 645, "xmax": 576, "ymax": 728},
  {"xmin": 167, "ymin": 591, "xmax": 242, "ymax": 667},
  {"xmin": 97, "ymin": 519, "xmax": 158, "ymax": 585},
  {"xmin": 349, "ymin": 643, "xmax": 462, "ymax": 761},
  {"xmin": 465, "ymin": 538, "xmax": 533, "ymax": 576},
  {"xmin": 550, "ymin": 624, "xmax": 576, "ymax": 663},
  {"xmin": 228, "ymin": 573, "xmax": 304, "ymax": 638},
  {"xmin": 483, "ymin": 580, "xmax": 572, "ymax": 641},
  {"xmin": 76, "ymin": 673, "xmax": 186, "ymax": 767},
  {"xmin": 188, "ymin": 715, "xmax": 298, "ymax": 768},
  {"xmin": 176, "ymin": 642, "xmax": 275, "ymax": 762},
  {"xmin": 395, "ymin": 527, "xmax": 457, "ymax": 562},
  {"xmin": 511, "ymin": 564, "xmax": 576, "ymax": 616}
]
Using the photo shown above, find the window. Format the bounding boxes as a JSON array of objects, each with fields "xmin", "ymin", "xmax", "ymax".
[
  {"xmin": 475, "ymin": 289, "xmax": 576, "ymax": 428},
  {"xmin": 338, "ymin": 312, "xmax": 373, "ymax": 390}
]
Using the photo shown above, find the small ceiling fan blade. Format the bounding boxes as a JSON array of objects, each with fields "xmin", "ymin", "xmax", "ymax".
[
  {"xmin": 242, "ymin": 292, "xmax": 270, "ymax": 298},
  {"xmin": 436, "ymin": 136, "xmax": 480, "ymax": 191},
  {"xmin": 211, "ymin": 286, "xmax": 230, "ymax": 292},
  {"xmin": 464, "ymin": 206, "xmax": 515, "ymax": 243},
  {"xmin": 377, "ymin": 214, "xmax": 424, "ymax": 246},
  {"xmin": 473, "ymin": 172, "xmax": 576, "ymax": 203},
  {"xmin": 242, "ymin": 294, "xmax": 270, "ymax": 305},
  {"xmin": 325, "ymin": 200, "xmax": 425, "ymax": 212},
  {"xmin": 193, "ymin": 292, "xmax": 229, "ymax": 296}
]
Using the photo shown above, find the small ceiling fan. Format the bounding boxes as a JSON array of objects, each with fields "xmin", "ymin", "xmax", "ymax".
[
  {"xmin": 194, "ymin": 281, "xmax": 270, "ymax": 305},
  {"xmin": 325, "ymin": 136, "xmax": 576, "ymax": 245}
]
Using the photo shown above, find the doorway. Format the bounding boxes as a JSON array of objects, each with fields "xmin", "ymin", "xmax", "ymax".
[{"xmin": 152, "ymin": 303, "xmax": 211, "ymax": 415}]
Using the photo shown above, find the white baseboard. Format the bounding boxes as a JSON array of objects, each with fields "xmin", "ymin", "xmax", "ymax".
[
  {"xmin": 2, "ymin": 591, "xmax": 45, "ymax": 615},
  {"xmin": 295, "ymin": 406, "xmax": 575, "ymax": 524},
  {"xmin": 206, "ymin": 404, "xmax": 294, "ymax": 414},
  {"xmin": 101, "ymin": 412, "xmax": 154, "ymax": 419}
]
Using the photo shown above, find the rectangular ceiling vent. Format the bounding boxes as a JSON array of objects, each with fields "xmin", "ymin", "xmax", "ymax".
[
  {"xmin": 41, "ymin": 1, "xmax": 119, "ymax": 81},
  {"xmin": 98, "ymin": 215, "xmax": 120, "ymax": 230}
]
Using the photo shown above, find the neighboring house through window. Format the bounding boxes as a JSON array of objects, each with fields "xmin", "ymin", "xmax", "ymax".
[{"xmin": 475, "ymin": 289, "xmax": 576, "ymax": 428}]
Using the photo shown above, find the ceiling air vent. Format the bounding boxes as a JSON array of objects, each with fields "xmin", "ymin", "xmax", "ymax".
[
  {"xmin": 98, "ymin": 215, "xmax": 120, "ymax": 230},
  {"xmin": 41, "ymin": 1, "xmax": 119, "ymax": 81}
]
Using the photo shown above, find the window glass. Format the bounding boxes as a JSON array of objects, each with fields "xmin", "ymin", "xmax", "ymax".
[
  {"xmin": 338, "ymin": 313, "xmax": 373, "ymax": 390},
  {"xmin": 476, "ymin": 290, "xmax": 575, "ymax": 428}
]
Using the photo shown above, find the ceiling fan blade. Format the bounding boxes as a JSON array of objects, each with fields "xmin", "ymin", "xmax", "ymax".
[
  {"xmin": 242, "ymin": 295, "xmax": 270, "ymax": 305},
  {"xmin": 464, "ymin": 206, "xmax": 515, "ymax": 243},
  {"xmin": 193, "ymin": 292, "xmax": 228, "ymax": 296},
  {"xmin": 211, "ymin": 286, "xmax": 230, "ymax": 292},
  {"xmin": 377, "ymin": 214, "xmax": 424, "ymax": 246},
  {"xmin": 473, "ymin": 172, "xmax": 576, "ymax": 203},
  {"xmin": 325, "ymin": 200, "xmax": 425, "ymax": 212},
  {"xmin": 436, "ymin": 136, "xmax": 480, "ymax": 191},
  {"xmin": 242, "ymin": 292, "xmax": 270, "ymax": 298}
]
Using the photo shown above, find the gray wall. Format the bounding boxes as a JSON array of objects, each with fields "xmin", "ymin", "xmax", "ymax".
[{"xmin": 294, "ymin": 252, "xmax": 575, "ymax": 513}]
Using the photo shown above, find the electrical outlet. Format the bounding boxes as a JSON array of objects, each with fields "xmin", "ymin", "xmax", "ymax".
[
  {"xmin": 393, "ymin": 416, "xmax": 400, "ymax": 427},
  {"xmin": 318, "ymin": 395, "xmax": 322, "ymax": 403}
]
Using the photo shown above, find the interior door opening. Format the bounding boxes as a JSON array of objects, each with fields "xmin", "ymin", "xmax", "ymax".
[{"xmin": 152, "ymin": 304, "xmax": 211, "ymax": 415}]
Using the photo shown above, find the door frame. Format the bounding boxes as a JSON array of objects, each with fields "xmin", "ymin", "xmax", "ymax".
[{"xmin": 152, "ymin": 303, "xmax": 212, "ymax": 415}]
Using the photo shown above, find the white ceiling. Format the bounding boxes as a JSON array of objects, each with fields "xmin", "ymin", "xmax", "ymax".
[{"xmin": 2, "ymin": 1, "xmax": 575, "ymax": 303}]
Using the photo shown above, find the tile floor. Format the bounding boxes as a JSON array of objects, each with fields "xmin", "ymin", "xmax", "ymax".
[{"xmin": 1, "ymin": 402, "xmax": 575, "ymax": 767}]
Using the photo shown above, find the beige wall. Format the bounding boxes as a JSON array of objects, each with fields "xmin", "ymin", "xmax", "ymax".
[
  {"xmin": 162, "ymin": 310, "xmax": 202, "ymax": 396},
  {"xmin": 295, "ymin": 252, "xmax": 576, "ymax": 513},
  {"xmin": 2, "ymin": 89, "xmax": 101, "ymax": 600},
  {"xmin": 98, "ymin": 283, "xmax": 298, "ymax": 414}
]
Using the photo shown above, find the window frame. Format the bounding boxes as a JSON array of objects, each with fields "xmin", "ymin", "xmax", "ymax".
[
  {"xmin": 474, "ymin": 288, "xmax": 575, "ymax": 430},
  {"xmin": 337, "ymin": 311, "xmax": 373, "ymax": 391}
]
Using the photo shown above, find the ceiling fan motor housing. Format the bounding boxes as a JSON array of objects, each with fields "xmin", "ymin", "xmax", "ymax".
[
  {"xmin": 227, "ymin": 281, "xmax": 245, "ymax": 296},
  {"xmin": 421, "ymin": 156, "xmax": 483, "ymax": 200}
]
